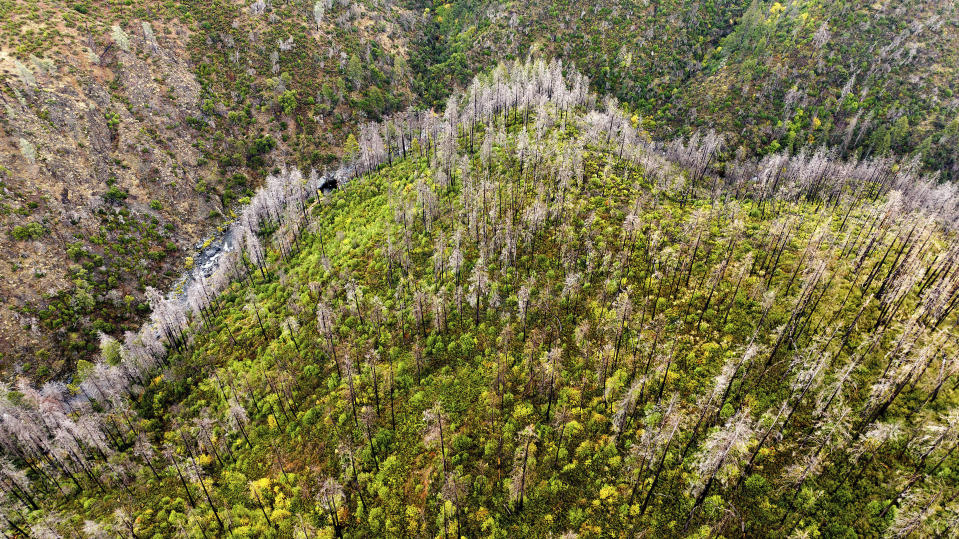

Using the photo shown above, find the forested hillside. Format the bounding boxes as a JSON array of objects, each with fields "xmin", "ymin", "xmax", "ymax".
[
  {"xmin": 420, "ymin": 0, "xmax": 959, "ymax": 178},
  {"xmin": 4, "ymin": 0, "xmax": 959, "ymax": 389},
  {"xmin": 2, "ymin": 60, "xmax": 958, "ymax": 537}
]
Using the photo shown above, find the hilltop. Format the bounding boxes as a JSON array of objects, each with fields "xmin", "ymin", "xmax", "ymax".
[{"xmin": 1, "ymin": 60, "xmax": 957, "ymax": 537}]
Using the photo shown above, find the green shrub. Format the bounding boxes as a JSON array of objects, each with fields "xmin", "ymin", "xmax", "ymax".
[
  {"xmin": 11, "ymin": 221, "xmax": 47, "ymax": 240},
  {"xmin": 103, "ymin": 186, "xmax": 128, "ymax": 203}
]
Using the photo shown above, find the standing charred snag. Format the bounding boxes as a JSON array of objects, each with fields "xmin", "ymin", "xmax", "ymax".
[
  {"xmin": 283, "ymin": 317, "xmax": 302, "ymax": 358},
  {"xmin": 249, "ymin": 479, "xmax": 275, "ymax": 530},
  {"xmin": 611, "ymin": 377, "xmax": 643, "ymax": 438},
  {"xmin": 884, "ymin": 486, "xmax": 959, "ymax": 538},
  {"xmin": 364, "ymin": 349, "xmax": 383, "ymax": 418},
  {"xmin": 335, "ymin": 439, "xmax": 369, "ymax": 515},
  {"xmin": 385, "ymin": 359, "xmax": 397, "ymax": 432},
  {"xmin": 831, "ymin": 421, "xmax": 902, "ymax": 497},
  {"xmin": 342, "ymin": 355, "xmax": 360, "ymax": 428},
  {"xmin": 360, "ymin": 406, "xmax": 379, "ymax": 472},
  {"xmin": 412, "ymin": 289, "xmax": 429, "ymax": 337},
  {"xmin": 685, "ymin": 408, "xmax": 754, "ymax": 531},
  {"xmin": 245, "ymin": 291, "xmax": 269, "ymax": 340},
  {"xmin": 423, "ymin": 403, "xmax": 450, "ymax": 478},
  {"xmin": 439, "ymin": 470, "xmax": 466, "ymax": 539},
  {"xmin": 180, "ymin": 432, "xmax": 226, "ymax": 535},
  {"xmin": 226, "ymin": 399, "xmax": 253, "ymax": 449},
  {"xmin": 317, "ymin": 302, "xmax": 341, "ymax": 377},
  {"xmin": 163, "ymin": 444, "xmax": 196, "ymax": 508},
  {"xmin": 668, "ymin": 130, "xmax": 723, "ymax": 206},
  {"xmin": 540, "ymin": 346, "xmax": 564, "ymax": 422},
  {"xmin": 695, "ymin": 233, "xmax": 738, "ymax": 332},
  {"xmin": 243, "ymin": 228, "xmax": 268, "ymax": 282},
  {"xmin": 132, "ymin": 433, "xmax": 161, "ymax": 481},
  {"xmin": 611, "ymin": 291, "xmax": 632, "ymax": 368},
  {"xmin": 550, "ymin": 406, "xmax": 571, "ymax": 470},
  {"xmin": 193, "ymin": 413, "xmax": 226, "ymax": 468},
  {"xmin": 468, "ymin": 258, "xmax": 490, "ymax": 326},
  {"xmin": 112, "ymin": 508, "xmax": 140, "ymax": 539},
  {"xmin": 317, "ymin": 478, "xmax": 344, "ymax": 537},
  {"xmin": 634, "ymin": 396, "xmax": 681, "ymax": 517},
  {"xmin": 509, "ymin": 425, "xmax": 538, "ymax": 513},
  {"xmin": 517, "ymin": 281, "xmax": 532, "ymax": 341},
  {"xmin": 777, "ymin": 405, "xmax": 853, "ymax": 529},
  {"xmin": 424, "ymin": 403, "xmax": 460, "ymax": 534}
]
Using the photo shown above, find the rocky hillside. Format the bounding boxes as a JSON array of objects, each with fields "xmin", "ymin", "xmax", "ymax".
[
  {"xmin": 0, "ymin": 4, "xmax": 215, "ymax": 377},
  {"xmin": 0, "ymin": 0, "xmax": 423, "ymax": 378}
]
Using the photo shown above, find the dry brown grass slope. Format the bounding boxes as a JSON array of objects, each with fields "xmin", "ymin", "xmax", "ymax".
[{"xmin": 0, "ymin": 9, "xmax": 219, "ymax": 377}]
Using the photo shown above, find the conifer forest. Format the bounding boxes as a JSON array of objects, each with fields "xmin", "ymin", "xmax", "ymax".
[{"xmin": 1, "ymin": 1, "xmax": 959, "ymax": 537}]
